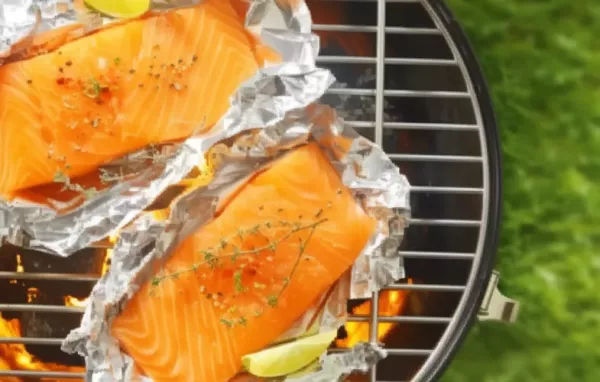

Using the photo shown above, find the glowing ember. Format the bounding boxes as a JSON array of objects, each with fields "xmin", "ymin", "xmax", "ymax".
[
  {"xmin": 0, "ymin": 313, "xmax": 84, "ymax": 380},
  {"xmin": 63, "ymin": 295, "xmax": 87, "ymax": 308},
  {"xmin": 101, "ymin": 233, "xmax": 118, "ymax": 277},
  {"xmin": 26, "ymin": 288, "xmax": 39, "ymax": 304},
  {"xmin": 9, "ymin": 255, "xmax": 24, "ymax": 285},
  {"xmin": 336, "ymin": 282, "xmax": 411, "ymax": 348}
]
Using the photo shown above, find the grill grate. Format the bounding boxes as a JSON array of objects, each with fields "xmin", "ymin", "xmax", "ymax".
[{"xmin": 0, "ymin": 0, "xmax": 500, "ymax": 381}]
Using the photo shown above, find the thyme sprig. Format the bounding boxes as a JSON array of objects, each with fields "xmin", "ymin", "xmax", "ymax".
[
  {"xmin": 150, "ymin": 218, "xmax": 327, "ymax": 286},
  {"xmin": 53, "ymin": 170, "xmax": 98, "ymax": 199},
  {"xmin": 149, "ymin": 213, "xmax": 328, "ymax": 328}
]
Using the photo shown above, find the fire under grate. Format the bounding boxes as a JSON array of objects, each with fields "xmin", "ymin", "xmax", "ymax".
[{"xmin": 0, "ymin": 0, "xmax": 501, "ymax": 381}]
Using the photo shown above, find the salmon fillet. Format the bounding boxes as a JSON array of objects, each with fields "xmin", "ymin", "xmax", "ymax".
[
  {"xmin": 0, "ymin": 0, "xmax": 277, "ymax": 198},
  {"xmin": 111, "ymin": 143, "xmax": 376, "ymax": 381}
]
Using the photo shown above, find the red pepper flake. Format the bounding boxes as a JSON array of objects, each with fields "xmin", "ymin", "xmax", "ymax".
[
  {"xmin": 27, "ymin": 79, "xmax": 33, "ymax": 85},
  {"xmin": 129, "ymin": 69, "xmax": 136, "ymax": 74},
  {"xmin": 65, "ymin": 60, "xmax": 72, "ymax": 67},
  {"xmin": 154, "ymin": 74, "xmax": 160, "ymax": 79},
  {"xmin": 192, "ymin": 54, "xmax": 198, "ymax": 62},
  {"xmin": 56, "ymin": 78, "xmax": 66, "ymax": 85},
  {"xmin": 138, "ymin": 84, "xmax": 144, "ymax": 88}
]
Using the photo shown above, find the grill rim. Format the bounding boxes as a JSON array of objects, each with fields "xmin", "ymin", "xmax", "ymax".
[{"xmin": 414, "ymin": 1, "xmax": 503, "ymax": 381}]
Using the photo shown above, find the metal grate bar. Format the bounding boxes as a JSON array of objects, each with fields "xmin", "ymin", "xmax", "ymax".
[
  {"xmin": 408, "ymin": 218, "xmax": 482, "ymax": 227},
  {"xmin": 331, "ymin": 347, "xmax": 433, "ymax": 356},
  {"xmin": 399, "ymin": 250, "xmax": 476, "ymax": 260},
  {"xmin": 385, "ymin": 284, "xmax": 466, "ymax": 292},
  {"xmin": 385, "ymin": 122, "xmax": 480, "ymax": 130},
  {"xmin": 369, "ymin": 0, "xmax": 386, "ymax": 376},
  {"xmin": 349, "ymin": 315, "xmax": 452, "ymax": 324},
  {"xmin": 409, "ymin": 186, "xmax": 483, "ymax": 194},
  {"xmin": 316, "ymin": 56, "xmax": 457, "ymax": 66},
  {"xmin": 0, "ymin": 337, "xmax": 64, "ymax": 345},
  {"xmin": 347, "ymin": 121, "xmax": 480, "ymax": 131},
  {"xmin": 0, "ymin": 304, "xmax": 84, "ymax": 313},
  {"xmin": 0, "ymin": 271, "xmax": 99, "ymax": 282},
  {"xmin": 369, "ymin": 290, "xmax": 380, "ymax": 380},
  {"xmin": 326, "ymin": 88, "xmax": 471, "ymax": 98},
  {"xmin": 0, "ymin": 370, "xmax": 84, "ymax": 379},
  {"xmin": 313, "ymin": 24, "xmax": 441, "ymax": 35},
  {"xmin": 387, "ymin": 349, "xmax": 433, "ymax": 356},
  {"xmin": 388, "ymin": 153, "xmax": 483, "ymax": 163},
  {"xmin": 384, "ymin": 89, "xmax": 470, "ymax": 98}
]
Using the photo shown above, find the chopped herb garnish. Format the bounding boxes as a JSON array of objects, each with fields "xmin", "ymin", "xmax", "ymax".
[
  {"xmin": 234, "ymin": 270, "xmax": 246, "ymax": 293},
  {"xmin": 267, "ymin": 295, "xmax": 278, "ymax": 307},
  {"xmin": 114, "ymin": 57, "xmax": 121, "ymax": 65},
  {"xmin": 53, "ymin": 170, "xmax": 69, "ymax": 184},
  {"xmin": 220, "ymin": 319, "xmax": 234, "ymax": 328},
  {"xmin": 84, "ymin": 78, "xmax": 103, "ymax": 99}
]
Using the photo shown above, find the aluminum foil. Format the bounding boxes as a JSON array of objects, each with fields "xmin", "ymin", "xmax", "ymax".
[
  {"xmin": 284, "ymin": 343, "xmax": 387, "ymax": 382},
  {"xmin": 0, "ymin": 0, "xmax": 321, "ymax": 256}
]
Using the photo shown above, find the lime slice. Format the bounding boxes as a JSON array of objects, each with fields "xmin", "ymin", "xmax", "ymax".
[
  {"xmin": 242, "ymin": 330, "xmax": 337, "ymax": 378},
  {"xmin": 85, "ymin": 0, "xmax": 151, "ymax": 19}
]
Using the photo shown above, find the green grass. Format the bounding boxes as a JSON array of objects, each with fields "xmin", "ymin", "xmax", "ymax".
[{"xmin": 441, "ymin": 1, "xmax": 600, "ymax": 381}]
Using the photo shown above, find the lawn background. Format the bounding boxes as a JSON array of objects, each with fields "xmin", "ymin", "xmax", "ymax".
[{"xmin": 442, "ymin": 1, "xmax": 600, "ymax": 381}]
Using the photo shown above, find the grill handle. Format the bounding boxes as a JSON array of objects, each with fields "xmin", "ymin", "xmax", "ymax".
[{"xmin": 477, "ymin": 270, "xmax": 520, "ymax": 323}]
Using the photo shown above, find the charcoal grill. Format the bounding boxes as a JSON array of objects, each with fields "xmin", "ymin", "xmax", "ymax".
[{"xmin": 0, "ymin": 0, "xmax": 518, "ymax": 381}]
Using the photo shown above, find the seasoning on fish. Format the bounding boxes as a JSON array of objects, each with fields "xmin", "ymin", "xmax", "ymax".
[{"xmin": 111, "ymin": 143, "xmax": 377, "ymax": 381}]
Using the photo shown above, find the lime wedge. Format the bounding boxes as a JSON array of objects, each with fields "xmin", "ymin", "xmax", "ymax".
[
  {"xmin": 242, "ymin": 330, "xmax": 337, "ymax": 378},
  {"xmin": 85, "ymin": 0, "xmax": 151, "ymax": 19}
]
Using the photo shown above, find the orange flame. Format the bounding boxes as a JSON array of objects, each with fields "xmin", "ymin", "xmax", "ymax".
[
  {"xmin": 0, "ymin": 313, "xmax": 84, "ymax": 380},
  {"xmin": 9, "ymin": 255, "xmax": 24, "ymax": 285},
  {"xmin": 336, "ymin": 281, "xmax": 412, "ymax": 348}
]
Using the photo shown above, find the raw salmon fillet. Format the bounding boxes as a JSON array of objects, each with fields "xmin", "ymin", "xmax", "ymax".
[
  {"xmin": 0, "ymin": 0, "xmax": 277, "ymax": 198},
  {"xmin": 111, "ymin": 143, "xmax": 376, "ymax": 381}
]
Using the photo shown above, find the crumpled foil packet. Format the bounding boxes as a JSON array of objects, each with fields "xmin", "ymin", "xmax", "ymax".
[
  {"xmin": 61, "ymin": 104, "xmax": 410, "ymax": 380},
  {"xmin": 285, "ymin": 343, "xmax": 387, "ymax": 382},
  {"xmin": 0, "ymin": 0, "xmax": 321, "ymax": 256}
]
